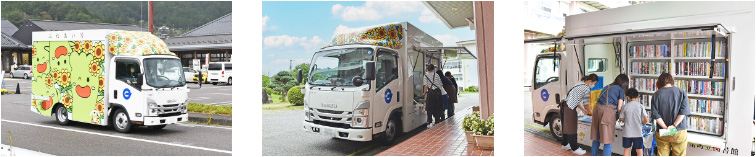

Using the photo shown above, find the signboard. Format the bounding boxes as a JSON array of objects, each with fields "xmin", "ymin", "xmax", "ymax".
[{"xmin": 192, "ymin": 59, "xmax": 201, "ymax": 71}]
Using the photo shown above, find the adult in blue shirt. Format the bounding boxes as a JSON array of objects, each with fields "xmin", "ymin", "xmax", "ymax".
[{"xmin": 591, "ymin": 74, "xmax": 629, "ymax": 156}]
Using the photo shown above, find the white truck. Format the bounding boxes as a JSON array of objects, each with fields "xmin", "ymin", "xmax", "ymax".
[
  {"xmin": 298, "ymin": 22, "xmax": 474, "ymax": 144},
  {"xmin": 30, "ymin": 30, "xmax": 189, "ymax": 133},
  {"xmin": 525, "ymin": 1, "xmax": 754, "ymax": 155}
]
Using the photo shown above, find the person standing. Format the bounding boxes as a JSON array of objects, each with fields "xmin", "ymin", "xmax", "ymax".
[
  {"xmin": 560, "ymin": 74, "xmax": 598, "ymax": 155},
  {"xmin": 437, "ymin": 70, "xmax": 455, "ymax": 118},
  {"xmin": 423, "ymin": 64, "xmax": 446, "ymax": 126},
  {"xmin": 651, "ymin": 73, "xmax": 690, "ymax": 156},
  {"xmin": 592, "ymin": 74, "xmax": 629, "ymax": 156},
  {"xmin": 620, "ymin": 88, "xmax": 649, "ymax": 156},
  {"xmin": 445, "ymin": 71, "xmax": 459, "ymax": 95}
]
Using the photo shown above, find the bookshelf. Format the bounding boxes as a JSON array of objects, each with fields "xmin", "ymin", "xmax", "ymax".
[{"xmin": 625, "ymin": 30, "xmax": 728, "ymax": 136}]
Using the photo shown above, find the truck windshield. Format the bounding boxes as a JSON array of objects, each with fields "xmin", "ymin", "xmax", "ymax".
[
  {"xmin": 143, "ymin": 58, "xmax": 186, "ymax": 88},
  {"xmin": 309, "ymin": 48, "xmax": 374, "ymax": 86}
]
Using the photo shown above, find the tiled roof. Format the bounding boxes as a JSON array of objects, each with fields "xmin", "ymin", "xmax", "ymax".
[
  {"xmin": 2, "ymin": 19, "xmax": 19, "ymax": 35},
  {"xmin": 165, "ymin": 34, "xmax": 231, "ymax": 51},
  {"xmin": 29, "ymin": 19, "xmax": 141, "ymax": 31},
  {"xmin": 1, "ymin": 32, "xmax": 27, "ymax": 49},
  {"xmin": 180, "ymin": 13, "xmax": 232, "ymax": 37}
]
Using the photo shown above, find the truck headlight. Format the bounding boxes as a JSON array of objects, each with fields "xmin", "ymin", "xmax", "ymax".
[
  {"xmin": 304, "ymin": 106, "xmax": 312, "ymax": 121},
  {"xmin": 352, "ymin": 101, "xmax": 370, "ymax": 128}
]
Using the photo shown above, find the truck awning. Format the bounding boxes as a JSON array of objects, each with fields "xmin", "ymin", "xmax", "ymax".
[
  {"xmin": 523, "ymin": 36, "xmax": 565, "ymax": 44},
  {"xmin": 412, "ymin": 46, "xmax": 477, "ymax": 59},
  {"xmin": 566, "ymin": 23, "xmax": 729, "ymax": 40}
]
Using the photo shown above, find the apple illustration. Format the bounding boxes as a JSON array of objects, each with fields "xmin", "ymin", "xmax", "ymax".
[{"xmin": 41, "ymin": 97, "xmax": 53, "ymax": 110}]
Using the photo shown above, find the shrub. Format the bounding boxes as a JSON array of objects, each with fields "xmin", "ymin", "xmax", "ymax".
[
  {"xmin": 472, "ymin": 115, "xmax": 494, "ymax": 136},
  {"xmin": 287, "ymin": 85, "xmax": 304, "ymax": 106},
  {"xmin": 265, "ymin": 87, "xmax": 274, "ymax": 95},
  {"xmin": 466, "ymin": 86, "xmax": 478, "ymax": 92},
  {"xmin": 462, "ymin": 111, "xmax": 481, "ymax": 131}
]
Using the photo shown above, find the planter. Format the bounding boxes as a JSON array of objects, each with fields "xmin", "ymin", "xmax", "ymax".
[
  {"xmin": 472, "ymin": 106, "xmax": 480, "ymax": 112},
  {"xmin": 473, "ymin": 135, "xmax": 494, "ymax": 150},
  {"xmin": 464, "ymin": 131, "xmax": 476, "ymax": 144}
]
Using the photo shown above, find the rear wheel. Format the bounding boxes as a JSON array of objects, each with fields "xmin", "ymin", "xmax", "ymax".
[
  {"xmin": 381, "ymin": 115, "xmax": 400, "ymax": 145},
  {"xmin": 113, "ymin": 109, "xmax": 132, "ymax": 133},
  {"xmin": 10, "ymin": 73, "xmax": 14, "ymax": 78},
  {"xmin": 148, "ymin": 125, "xmax": 167, "ymax": 130},
  {"xmin": 227, "ymin": 78, "xmax": 232, "ymax": 85},
  {"xmin": 55, "ymin": 105, "xmax": 70, "ymax": 126},
  {"xmin": 23, "ymin": 73, "xmax": 28, "ymax": 79},
  {"xmin": 549, "ymin": 114, "xmax": 563, "ymax": 141}
]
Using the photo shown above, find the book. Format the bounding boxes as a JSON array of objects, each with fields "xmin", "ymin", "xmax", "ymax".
[
  {"xmin": 689, "ymin": 116, "xmax": 723, "ymax": 135},
  {"xmin": 659, "ymin": 126, "xmax": 678, "ymax": 136},
  {"xmin": 631, "ymin": 78, "xmax": 658, "ymax": 92},
  {"xmin": 629, "ymin": 44, "xmax": 671, "ymax": 58},
  {"xmin": 675, "ymin": 41, "xmax": 726, "ymax": 58},
  {"xmin": 675, "ymin": 80, "xmax": 725, "ymax": 96},
  {"xmin": 676, "ymin": 62, "xmax": 725, "ymax": 77},
  {"xmin": 631, "ymin": 62, "xmax": 670, "ymax": 75},
  {"xmin": 689, "ymin": 98, "xmax": 724, "ymax": 116}
]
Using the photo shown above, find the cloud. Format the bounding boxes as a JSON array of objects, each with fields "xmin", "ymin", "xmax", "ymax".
[
  {"xmin": 332, "ymin": 1, "xmax": 422, "ymax": 21},
  {"xmin": 262, "ymin": 16, "xmax": 278, "ymax": 32},
  {"xmin": 432, "ymin": 34, "xmax": 460, "ymax": 46},
  {"xmin": 418, "ymin": 8, "xmax": 441, "ymax": 23},
  {"xmin": 263, "ymin": 35, "xmax": 325, "ymax": 52}
]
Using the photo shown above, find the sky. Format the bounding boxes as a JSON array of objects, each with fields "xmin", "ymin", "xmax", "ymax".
[{"xmin": 261, "ymin": 1, "xmax": 476, "ymax": 76}]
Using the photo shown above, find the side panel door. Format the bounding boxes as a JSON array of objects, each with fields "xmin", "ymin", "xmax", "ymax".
[
  {"xmin": 372, "ymin": 49, "xmax": 401, "ymax": 133},
  {"xmin": 532, "ymin": 55, "xmax": 562, "ymax": 123}
]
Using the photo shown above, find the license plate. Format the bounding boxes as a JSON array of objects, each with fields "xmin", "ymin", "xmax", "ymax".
[
  {"xmin": 211, "ymin": 73, "xmax": 218, "ymax": 75},
  {"xmin": 312, "ymin": 126, "xmax": 334, "ymax": 136}
]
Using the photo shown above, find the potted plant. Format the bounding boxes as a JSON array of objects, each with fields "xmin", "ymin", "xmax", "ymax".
[
  {"xmin": 472, "ymin": 115, "xmax": 494, "ymax": 150},
  {"xmin": 462, "ymin": 111, "xmax": 480, "ymax": 144}
]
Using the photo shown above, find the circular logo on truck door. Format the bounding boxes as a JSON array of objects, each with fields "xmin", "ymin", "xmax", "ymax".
[
  {"xmin": 540, "ymin": 89, "xmax": 549, "ymax": 102},
  {"xmin": 123, "ymin": 88, "xmax": 132, "ymax": 100},
  {"xmin": 384, "ymin": 89, "xmax": 393, "ymax": 103}
]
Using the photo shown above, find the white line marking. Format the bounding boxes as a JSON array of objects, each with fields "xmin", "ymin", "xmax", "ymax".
[
  {"xmin": 1, "ymin": 119, "xmax": 232, "ymax": 154},
  {"xmin": 175, "ymin": 122, "xmax": 232, "ymax": 130}
]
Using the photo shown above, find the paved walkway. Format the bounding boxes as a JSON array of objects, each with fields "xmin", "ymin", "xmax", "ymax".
[
  {"xmin": 524, "ymin": 131, "xmax": 590, "ymax": 156},
  {"xmin": 376, "ymin": 107, "xmax": 493, "ymax": 156}
]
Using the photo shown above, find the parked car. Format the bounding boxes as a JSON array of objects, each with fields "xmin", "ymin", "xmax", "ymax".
[
  {"xmin": 193, "ymin": 67, "xmax": 208, "ymax": 84},
  {"xmin": 183, "ymin": 67, "xmax": 196, "ymax": 82},
  {"xmin": 10, "ymin": 65, "xmax": 32, "ymax": 79},
  {"xmin": 207, "ymin": 62, "xmax": 232, "ymax": 85}
]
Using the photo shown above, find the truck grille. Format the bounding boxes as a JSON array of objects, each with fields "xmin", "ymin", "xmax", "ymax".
[
  {"xmin": 318, "ymin": 116, "xmax": 342, "ymax": 121},
  {"xmin": 159, "ymin": 112, "xmax": 183, "ymax": 117},
  {"xmin": 313, "ymin": 120, "xmax": 351, "ymax": 129},
  {"xmin": 317, "ymin": 109, "xmax": 343, "ymax": 114},
  {"xmin": 311, "ymin": 108, "xmax": 352, "ymax": 128},
  {"xmin": 156, "ymin": 104, "xmax": 182, "ymax": 115}
]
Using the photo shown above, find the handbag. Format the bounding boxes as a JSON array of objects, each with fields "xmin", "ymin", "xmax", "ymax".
[{"xmin": 425, "ymin": 73, "xmax": 442, "ymax": 96}]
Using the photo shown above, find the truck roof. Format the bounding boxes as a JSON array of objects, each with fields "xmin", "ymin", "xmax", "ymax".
[{"xmin": 324, "ymin": 22, "xmax": 405, "ymax": 50}]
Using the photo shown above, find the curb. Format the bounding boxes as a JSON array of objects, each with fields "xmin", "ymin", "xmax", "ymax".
[{"xmin": 188, "ymin": 112, "xmax": 232, "ymax": 126}]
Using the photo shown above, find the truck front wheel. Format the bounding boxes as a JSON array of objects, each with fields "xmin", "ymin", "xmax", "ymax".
[
  {"xmin": 380, "ymin": 116, "xmax": 399, "ymax": 145},
  {"xmin": 55, "ymin": 105, "xmax": 70, "ymax": 125},
  {"xmin": 113, "ymin": 109, "xmax": 133, "ymax": 133},
  {"xmin": 549, "ymin": 113, "xmax": 563, "ymax": 141}
]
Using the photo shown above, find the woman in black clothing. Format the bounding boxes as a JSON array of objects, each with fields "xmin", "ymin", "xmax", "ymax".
[
  {"xmin": 436, "ymin": 70, "xmax": 455, "ymax": 119},
  {"xmin": 444, "ymin": 71, "xmax": 459, "ymax": 117}
]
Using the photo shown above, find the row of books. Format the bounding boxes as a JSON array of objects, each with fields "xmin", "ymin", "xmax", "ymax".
[
  {"xmin": 674, "ymin": 31, "xmax": 712, "ymax": 37},
  {"xmin": 675, "ymin": 41, "xmax": 726, "ymax": 58},
  {"xmin": 630, "ymin": 62, "xmax": 670, "ymax": 75},
  {"xmin": 689, "ymin": 116, "xmax": 723, "ymax": 135},
  {"xmin": 631, "ymin": 78, "xmax": 659, "ymax": 92},
  {"xmin": 675, "ymin": 80, "xmax": 725, "ymax": 96},
  {"xmin": 690, "ymin": 98, "xmax": 724, "ymax": 116},
  {"xmin": 676, "ymin": 62, "xmax": 726, "ymax": 77},
  {"xmin": 638, "ymin": 94, "xmax": 653, "ymax": 109},
  {"xmin": 629, "ymin": 44, "xmax": 671, "ymax": 58}
]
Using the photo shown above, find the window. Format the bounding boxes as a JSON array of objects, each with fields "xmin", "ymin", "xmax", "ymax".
[
  {"xmin": 453, "ymin": 74, "xmax": 463, "ymax": 82},
  {"xmin": 115, "ymin": 59, "xmax": 142, "ymax": 90},
  {"xmin": 208, "ymin": 63, "xmax": 222, "ymax": 70},
  {"xmin": 444, "ymin": 61, "xmax": 461, "ymax": 69},
  {"xmin": 586, "ymin": 58, "xmax": 607, "ymax": 73},
  {"xmin": 534, "ymin": 56, "xmax": 559, "ymax": 89},
  {"xmin": 375, "ymin": 49, "xmax": 398, "ymax": 91},
  {"xmin": 224, "ymin": 63, "xmax": 232, "ymax": 70}
]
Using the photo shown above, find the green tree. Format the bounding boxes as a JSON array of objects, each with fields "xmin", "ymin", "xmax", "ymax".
[
  {"xmin": 262, "ymin": 75, "xmax": 270, "ymax": 87},
  {"xmin": 270, "ymin": 71, "xmax": 297, "ymax": 100},
  {"xmin": 290, "ymin": 63, "xmax": 310, "ymax": 84}
]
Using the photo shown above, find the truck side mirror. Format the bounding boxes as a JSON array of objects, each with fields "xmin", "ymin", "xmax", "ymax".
[
  {"xmin": 352, "ymin": 76, "xmax": 364, "ymax": 86},
  {"xmin": 555, "ymin": 93, "xmax": 561, "ymax": 106},
  {"xmin": 137, "ymin": 73, "xmax": 144, "ymax": 86},
  {"xmin": 365, "ymin": 61, "xmax": 375, "ymax": 80},
  {"xmin": 296, "ymin": 69, "xmax": 303, "ymax": 85}
]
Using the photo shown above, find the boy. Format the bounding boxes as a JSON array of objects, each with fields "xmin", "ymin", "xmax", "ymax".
[{"xmin": 620, "ymin": 88, "xmax": 649, "ymax": 156}]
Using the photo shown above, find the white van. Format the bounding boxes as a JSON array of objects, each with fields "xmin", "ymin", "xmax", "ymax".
[{"xmin": 207, "ymin": 62, "xmax": 232, "ymax": 85}]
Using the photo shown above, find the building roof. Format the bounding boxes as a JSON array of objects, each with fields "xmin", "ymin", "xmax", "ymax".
[
  {"xmin": 423, "ymin": 1, "xmax": 475, "ymax": 30},
  {"xmin": 180, "ymin": 13, "xmax": 232, "ymax": 37},
  {"xmin": 165, "ymin": 34, "xmax": 232, "ymax": 51},
  {"xmin": 2, "ymin": 19, "xmax": 19, "ymax": 35},
  {"xmin": 27, "ymin": 19, "xmax": 141, "ymax": 31},
  {"xmin": 1, "ymin": 32, "xmax": 27, "ymax": 49}
]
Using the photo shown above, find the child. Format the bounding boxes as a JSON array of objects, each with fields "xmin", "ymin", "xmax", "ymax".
[{"xmin": 620, "ymin": 88, "xmax": 649, "ymax": 156}]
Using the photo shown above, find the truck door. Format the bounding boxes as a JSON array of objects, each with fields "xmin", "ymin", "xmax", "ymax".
[
  {"xmin": 373, "ymin": 49, "xmax": 401, "ymax": 134},
  {"xmin": 532, "ymin": 55, "xmax": 562, "ymax": 125},
  {"xmin": 110, "ymin": 58, "xmax": 145, "ymax": 122}
]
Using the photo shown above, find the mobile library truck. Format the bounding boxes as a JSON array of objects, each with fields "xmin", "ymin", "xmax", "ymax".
[
  {"xmin": 525, "ymin": 1, "xmax": 754, "ymax": 155},
  {"xmin": 298, "ymin": 22, "xmax": 475, "ymax": 144},
  {"xmin": 30, "ymin": 30, "xmax": 189, "ymax": 133}
]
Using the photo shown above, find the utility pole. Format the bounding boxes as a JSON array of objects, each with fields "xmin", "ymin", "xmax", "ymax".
[
  {"xmin": 149, "ymin": 1, "xmax": 154, "ymax": 34},
  {"xmin": 289, "ymin": 59, "xmax": 293, "ymax": 71}
]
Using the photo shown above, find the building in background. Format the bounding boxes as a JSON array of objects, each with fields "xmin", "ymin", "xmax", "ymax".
[
  {"xmin": 1, "ymin": 19, "xmax": 27, "ymax": 72},
  {"xmin": 523, "ymin": 1, "xmax": 645, "ymax": 85},
  {"xmin": 165, "ymin": 13, "xmax": 232, "ymax": 67},
  {"xmin": 441, "ymin": 40, "xmax": 479, "ymax": 92}
]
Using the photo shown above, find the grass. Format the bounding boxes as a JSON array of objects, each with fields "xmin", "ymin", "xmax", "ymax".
[
  {"xmin": 188, "ymin": 103, "xmax": 232, "ymax": 115},
  {"xmin": 459, "ymin": 90, "xmax": 479, "ymax": 94},
  {"xmin": 269, "ymin": 94, "xmax": 283, "ymax": 103},
  {"xmin": 262, "ymin": 101, "xmax": 303, "ymax": 111}
]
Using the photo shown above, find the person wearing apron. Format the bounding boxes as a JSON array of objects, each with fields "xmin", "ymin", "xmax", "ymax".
[
  {"xmin": 560, "ymin": 74, "xmax": 598, "ymax": 155},
  {"xmin": 591, "ymin": 74, "xmax": 629, "ymax": 156}
]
